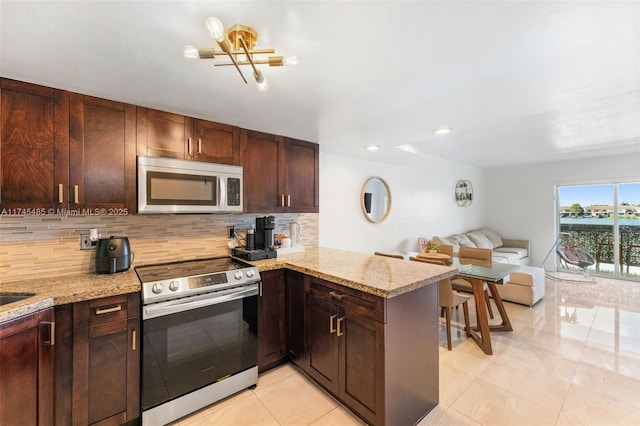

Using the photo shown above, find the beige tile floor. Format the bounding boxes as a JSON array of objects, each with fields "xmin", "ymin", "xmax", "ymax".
[{"xmin": 172, "ymin": 273, "xmax": 640, "ymax": 426}]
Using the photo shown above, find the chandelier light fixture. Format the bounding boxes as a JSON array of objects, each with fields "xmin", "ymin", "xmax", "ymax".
[{"xmin": 183, "ymin": 17, "xmax": 298, "ymax": 92}]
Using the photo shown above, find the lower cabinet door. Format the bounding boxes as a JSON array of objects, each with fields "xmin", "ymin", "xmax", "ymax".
[
  {"xmin": 285, "ymin": 270, "xmax": 306, "ymax": 366},
  {"xmin": 0, "ymin": 308, "xmax": 54, "ymax": 426},
  {"xmin": 342, "ymin": 310, "xmax": 382, "ymax": 425},
  {"xmin": 258, "ymin": 269, "xmax": 287, "ymax": 371},
  {"xmin": 306, "ymin": 294, "xmax": 340, "ymax": 395}
]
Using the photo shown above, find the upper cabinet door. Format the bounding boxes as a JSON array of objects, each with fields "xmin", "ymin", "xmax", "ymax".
[
  {"xmin": 192, "ymin": 120, "xmax": 240, "ymax": 165},
  {"xmin": 283, "ymin": 138, "xmax": 319, "ymax": 213},
  {"xmin": 0, "ymin": 78, "xmax": 69, "ymax": 210},
  {"xmin": 242, "ymin": 129, "xmax": 284, "ymax": 213},
  {"xmin": 69, "ymin": 94, "xmax": 136, "ymax": 211},
  {"xmin": 136, "ymin": 108, "xmax": 193, "ymax": 160}
]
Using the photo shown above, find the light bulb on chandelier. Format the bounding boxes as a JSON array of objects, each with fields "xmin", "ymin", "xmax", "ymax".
[{"xmin": 183, "ymin": 17, "xmax": 298, "ymax": 91}]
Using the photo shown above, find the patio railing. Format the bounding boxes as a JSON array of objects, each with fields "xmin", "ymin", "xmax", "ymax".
[{"xmin": 559, "ymin": 223, "xmax": 640, "ymax": 276}]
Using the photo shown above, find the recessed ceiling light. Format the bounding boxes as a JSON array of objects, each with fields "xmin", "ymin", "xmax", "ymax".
[
  {"xmin": 433, "ymin": 128, "xmax": 451, "ymax": 135},
  {"xmin": 365, "ymin": 145, "xmax": 380, "ymax": 151}
]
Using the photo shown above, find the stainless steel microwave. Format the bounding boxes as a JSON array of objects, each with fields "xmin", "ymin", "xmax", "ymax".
[{"xmin": 137, "ymin": 156, "xmax": 243, "ymax": 214}]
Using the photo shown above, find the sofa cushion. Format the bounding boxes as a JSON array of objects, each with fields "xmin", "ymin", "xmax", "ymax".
[
  {"xmin": 491, "ymin": 252, "xmax": 521, "ymax": 264},
  {"xmin": 494, "ymin": 246, "xmax": 528, "ymax": 259},
  {"xmin": 467, "ymin": 231, "xmax": 493, "ymax": 249},
  {"xmin": 450, "ymin": 233, "xmax": 476, "ymax": 248},
  {"xmin": 506, "ymin": 265, "xmax": 545, "ymax": 287},
  {"xmin": 479, "ymin": 228, "xmax": 504, "ymax": 249}
]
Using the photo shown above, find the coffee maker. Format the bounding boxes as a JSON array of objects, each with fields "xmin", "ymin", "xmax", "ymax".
[
  {"xmin": 232, "ymin": 216, "xmax": 277, "ymax": 261},
  {"xmin": 255, "ymin": 215, "xmax": 275, "ymax": 249}
]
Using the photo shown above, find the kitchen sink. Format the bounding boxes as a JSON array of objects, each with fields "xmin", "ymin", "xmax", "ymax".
[{"xmin": 0, "ymin": 293, "xmax": 35, "ymax": 306}]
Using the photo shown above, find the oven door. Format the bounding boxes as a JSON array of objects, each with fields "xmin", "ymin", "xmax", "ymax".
[{"xmin": 141, "ymin": 285, "xmax": 258, "ymax": 413}]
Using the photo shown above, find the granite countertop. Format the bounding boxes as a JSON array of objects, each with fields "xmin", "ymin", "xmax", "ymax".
[
  {"xmin": 0, "ymin": 269, "xmax": 140, "ymax": 324},
  {"xmin": 245, "ymin": 247, "xmax": 457, "ymax": 298},
  {"xmin": 1, "ymin": 247, "xmax": 455, "ymax": 324}
]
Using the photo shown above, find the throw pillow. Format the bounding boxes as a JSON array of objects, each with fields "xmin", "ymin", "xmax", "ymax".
[
  {"xmin": 434, "ymin": 236, "xmax": 460, "ymax": 253},
  {"xmin": 450, "ymin": 233, "xmax": 476, "ymax": 248},
  {"xmin": 467, "ymin": 230, "xmax": 493, "ymax": 249},
  {"xmin": 479, "ymin": 228, "xmax": 504, "ymax": 249}
]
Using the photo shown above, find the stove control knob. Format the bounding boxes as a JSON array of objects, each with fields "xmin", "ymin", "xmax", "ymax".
[
  {"xmin": 246, "ymin": 269, "xmax": 255, "ymax": 278},
  {"xmin": 169, "ymin": 280, "xmax": 180, "ymax": 291},
  {"xmin": 234, "ymin": 271, "xmax": 243, "ymax": 280},
  {"xmin": 152, "ymin": 283, "xmax": 164, "ymax": 294}
]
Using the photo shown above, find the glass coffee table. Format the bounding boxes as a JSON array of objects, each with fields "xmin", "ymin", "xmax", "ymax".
[{"xmin": 453, "ymin": 260, "xmax": 519, "ymax": 355}]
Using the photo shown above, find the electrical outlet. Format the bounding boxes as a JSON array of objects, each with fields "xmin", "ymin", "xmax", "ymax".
[
  {"xmin": 79, "ymin": 234, "xmax": 96, "ymax": 250},
  {"xmin": 228, "ymin": 226, "xmax": 235, "ymax": 238}
]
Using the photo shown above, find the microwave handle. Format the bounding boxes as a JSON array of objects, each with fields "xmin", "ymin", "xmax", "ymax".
[{"xmin": 219, "ymin": 176, "xmax": 226, "ymax": 208}]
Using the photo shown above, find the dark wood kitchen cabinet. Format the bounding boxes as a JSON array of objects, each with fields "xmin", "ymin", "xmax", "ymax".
[
  {"xmin": 285, "ymin": 269, "xmax": 306, "ymax": 367},
  {"xmin": 241, "ymin": 129, "xmax": 319, "ymax": 213},
  {"xmin": 306, "ymin": 277, "xmax": 384, "ymax": 425},
  {"xmin": 0, "ymin": 78, "xmax": 69, "ymax": 210},
  {"xmin": 69, "ymin": 93, "xmax": 136, "ymax": 211},
  {"xmin": 0, "ymin": 308, "xmax": 55, "ymax": 426},
  {"xmin": 258, "ymin": 269, "xmax": 287, "ymax": 372},
  {"xmin": 55, "ymin": 293, "xmax": 140, "ymax": 426},
  {"xmin": 136, "ymin": 107, "xmax": 193, "ymax": 160},
  {"xmin": 137, "ymin": 107, "xmax": 240, "ymax": 165},
  {"xmin": 282, "ymin": 137, "xmax": 319, "ymax": 213},
  {"xmin": 192, "ymin": 119, "xmax": 240, "ymax": 164}
]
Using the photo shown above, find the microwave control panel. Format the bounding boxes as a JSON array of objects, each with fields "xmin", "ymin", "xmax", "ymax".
[{"xmin": 227, "ymin": 178, "xmax": 241, "ymax": 206}]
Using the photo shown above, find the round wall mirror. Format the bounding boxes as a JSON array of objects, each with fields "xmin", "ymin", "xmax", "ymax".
[{"xmin": 361, "ymin": 177, "xmax": 392, "ymax": 223}]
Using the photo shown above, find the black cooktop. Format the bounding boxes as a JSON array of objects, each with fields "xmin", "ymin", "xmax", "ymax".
[{"xmin": 135, "ymin": 257, "xmax": 251, "ymax": 283}]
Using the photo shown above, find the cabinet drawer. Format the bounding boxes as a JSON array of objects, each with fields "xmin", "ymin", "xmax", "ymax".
[
  {"xmin": 308, "ymin": 277, "xmax": 384, "ymax": 323},
  {"xmin": 74, "ymin": 294, "xmax": 134, "ymax": 329}
]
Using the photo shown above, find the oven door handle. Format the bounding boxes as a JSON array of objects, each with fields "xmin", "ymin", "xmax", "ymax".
[{"xmin": 143, "ymin": 285, "xmax": 258, "ymax": 319}]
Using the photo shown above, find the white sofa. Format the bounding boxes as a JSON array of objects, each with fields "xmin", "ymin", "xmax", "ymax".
[{"xmin": 434, "ymin": 228, "xmax": 530, "ymax": 266}]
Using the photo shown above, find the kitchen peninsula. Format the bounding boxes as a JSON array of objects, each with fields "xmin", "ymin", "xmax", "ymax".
[
  {"xmin": 0, "ymin": 247, "xmax": 455, "ymax": 426},
  {"xmin": 247, "ymin": 247, "xmax": 456, "ymax": 425}
]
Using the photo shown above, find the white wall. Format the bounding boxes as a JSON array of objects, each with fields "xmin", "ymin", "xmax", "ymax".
[
  {"xmin": 319, "ymin": 152, "xmax": 485, "ymax": 255},
  {"xmin": 485, "ymin": 153, "xmax": 640, "ymax": 267}
]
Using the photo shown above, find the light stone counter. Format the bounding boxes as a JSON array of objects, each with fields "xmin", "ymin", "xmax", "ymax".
[
  {"xmin": 1, "ymin": 247, "xmax": 454, "ymax": 324},
  {"xmin": 0, "ymin": 269, "xmax": 140, "ymax": 324},
  {"xmin": 245, "ymin": 247, "xmax": 456, "ymax": 298}
]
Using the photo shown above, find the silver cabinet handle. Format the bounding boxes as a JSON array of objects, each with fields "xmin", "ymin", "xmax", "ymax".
[
  {"xmin": 287, "ymin": 194, "xmax": 291, "ymax": 207},
  {"xmin": 198, "ymin": 138, "xmax": 202, "ymax": 154},
  {"xmin": 74, "ymin": 185, "xmax": 79, "ymax": 204},
  {"xmin": 132, "ymin": 329, "xmax": 137, "ymax": 351},
  {"xmin": 337, "ymin": 317, "xmax": 344, "ymax": 337},
  {"xmin": 280, "ymin": 195, "xmax": 285, "ymax": 207},
  {"xmin": 187, "ymin": 137, "xmax": 192, "ymax": 155},
  {"xmin": 329, "ymin": 314, "xmax": 337, "ymax": 334},
  {"xmin": 58, "ymin": 184, "xmax": 64, "ymax": 204}
]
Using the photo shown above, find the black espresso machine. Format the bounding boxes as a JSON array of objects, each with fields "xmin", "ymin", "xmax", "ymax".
[{"xmin": 233, "ymin": 216, "xmax": 277, "ymax": 261}]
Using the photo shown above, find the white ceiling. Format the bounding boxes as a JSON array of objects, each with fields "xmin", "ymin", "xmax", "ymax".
[{"xmin": 1, "ymin": 1, "xmax": 639, "ymax": 168}]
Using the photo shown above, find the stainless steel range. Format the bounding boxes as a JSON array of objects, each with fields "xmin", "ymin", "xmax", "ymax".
[{"xmin": 136, "ymin": 257, "xmax": 260, "ymax": 426}]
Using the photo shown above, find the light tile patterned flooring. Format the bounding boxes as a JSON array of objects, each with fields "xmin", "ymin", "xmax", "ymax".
[{"xmin": 173, "ymin": 273, "xmax": 640, "ymax": 425}]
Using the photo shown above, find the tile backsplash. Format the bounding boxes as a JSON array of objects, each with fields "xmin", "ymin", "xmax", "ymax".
[{"xmin": 0, "ymin": 213, "xmax": 318, "ymax": 283}]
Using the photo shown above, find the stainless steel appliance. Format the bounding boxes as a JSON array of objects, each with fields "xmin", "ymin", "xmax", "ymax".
[
  {"xmin": 137, "ymin": 156, "xmax": 243, "ymax": 214},
  {"xmin": 95, "ymin": 236, "xmax": 132, "ymax": 274},
  {"xmin": 136, "ymin": 257, "xmax": 260, "ymax": 426}
]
